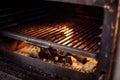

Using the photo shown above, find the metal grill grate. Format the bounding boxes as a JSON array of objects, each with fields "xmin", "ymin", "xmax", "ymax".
[{"xmin": 1, "ymin": 19, "xmax": 102, "ymax": 55}]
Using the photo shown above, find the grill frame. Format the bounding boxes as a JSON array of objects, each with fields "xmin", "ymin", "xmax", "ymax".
[{"xmin": 0, "ymin": 0, "xmax": 119, "ymax": 80}]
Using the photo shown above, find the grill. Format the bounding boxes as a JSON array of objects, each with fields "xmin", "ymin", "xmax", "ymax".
[
  {"xmin": 1, "ymin": 18, "xmax": 102, "ymax": 57},
  {"xmin": 0, "ymin": 0, "xmax": 119, "ymax": 80}
]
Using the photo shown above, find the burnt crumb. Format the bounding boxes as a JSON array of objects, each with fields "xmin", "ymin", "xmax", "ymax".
[
  {"xmin": 82, "ymin": 58, "xmax": 87, "ymax": 64},
  {"xmin": 65, "ymin": 57, "xmax": 72, "ymax": 65},
  {"xmin": 39, "ymin": 48, "xmax": 52, "ymax": 59}
]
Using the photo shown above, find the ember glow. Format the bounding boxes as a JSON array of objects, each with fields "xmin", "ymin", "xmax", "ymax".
[{"xmin": 0, "ymin": 40, "xmax": 98, "ymax": 73}]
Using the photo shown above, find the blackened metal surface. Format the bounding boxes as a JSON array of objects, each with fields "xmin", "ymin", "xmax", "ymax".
[
  {"xmin": 47, "ymin": 0, "xmax": 116, "ymax": 7},
  {"xmin": 0, "ymin": 71, "xmax": 22, "ymax": 80},
  {"xmin": 95, "ymin": 0, "xmax": 119, "ymax": 79},
  {"xmin": 0, "ymin": 54, "xmax": 33, "ymax": 80},
  {"xmin": 0, "ymin": 1, "xmax": 104, "ymax": 30},
  {"xmin": 0, "ymin": 3, "xmax": 57, "ymax": 29},
  {"xmin": 0, "ymin": 49, "xmax": 96, "ymax": 80},
  {"xmin": 110, "ymin": 1, "xmax": 120, "ymax": 80}
]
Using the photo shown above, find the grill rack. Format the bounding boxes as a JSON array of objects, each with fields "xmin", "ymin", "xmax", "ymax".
[{"xmin": 0, "ymin": 18, "xmax": 102, "ymax": 58}]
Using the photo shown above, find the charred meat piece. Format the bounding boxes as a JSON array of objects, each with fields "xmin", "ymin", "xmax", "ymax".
[
  {"xmin": 39, "ymin": 48, "xmax": 53, "ymax": 59},
  {"xmin": 71, "ymin": 54, "xmax": 87, "ymax": 64}
]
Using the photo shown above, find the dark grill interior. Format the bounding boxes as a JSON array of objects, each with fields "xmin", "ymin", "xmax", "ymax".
[
  {"xmin": 0, "ymin": 1, "xmax": 108, "ymax": 80},
  {"xmin": 0, "ymin": 2, "xmax": 104, "ymax": 58}
]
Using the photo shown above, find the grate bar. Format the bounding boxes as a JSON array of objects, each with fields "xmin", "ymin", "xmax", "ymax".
[
  {"xmin": 49, "ymin": 24, "xmax": 89, "ymax": 45},
  {"xmin": 70, "ymin": 28, "xmax": 100, "ymax": 48}
]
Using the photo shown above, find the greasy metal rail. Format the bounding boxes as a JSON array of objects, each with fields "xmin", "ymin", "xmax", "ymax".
[{"xmin": 0, "ymin": 19, "xmax": 102, "ymax": 58}]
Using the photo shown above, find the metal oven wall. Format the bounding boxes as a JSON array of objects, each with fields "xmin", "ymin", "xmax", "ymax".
[
  {"xmin": 112, "ymin": 26, "xmax": 120, "ymax": 80},
  {"xmin": 111, "ymin": 1, "xmax": 120, "ymax": 79}
]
